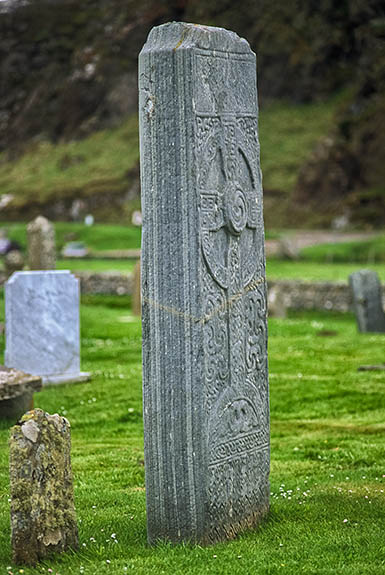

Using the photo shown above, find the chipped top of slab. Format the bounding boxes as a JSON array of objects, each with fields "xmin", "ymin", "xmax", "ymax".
[
  {"xmin": 0, "ymin": 366, "xmax": 42, "ymax": 400},
  {"xmin": 141, "ymin": 21, "xmax": 252, "ymax": 55}
]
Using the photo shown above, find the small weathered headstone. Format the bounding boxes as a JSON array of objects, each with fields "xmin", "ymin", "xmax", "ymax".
[
  {"xmin": 140, "ymin": 22, "xmax": 269, "ymax": 544},
  {"xmin": 349, "ymin": 270, "xmax": 385, "ymax": 333},
  {"xmin": 277, "ymin": 237, "xmax": 300, "ymax": 260},
  {"xmin": 4, "ymin": 250, "xmax": 24, "ymax": 279},
  {"xmin": 132, "ymin": 259, "xmax": 141, "ymax": 316},
  {"xmin": 268, "ymin": 285, "xmax": 287, "ymax": 318},
  {"xmin": 9, "ymin": 409, "xmax": 78, "ymax": 565},
  {"xmin": 0, "ymin": 365, "xmax": 42, "ymax": 420},
  {"xmin": 27, "ymin": 215, "xmax": 56, "ymax": 270},
  {"xmin": 5, "ymin": 271, "xmax": 90, "ymax": 384}
]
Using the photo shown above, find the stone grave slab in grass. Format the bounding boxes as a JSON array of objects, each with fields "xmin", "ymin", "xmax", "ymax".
[
  {"xmin": 0, "ymin": 365, "xmax": 42, "ymax": 420},
  {"xmin": 9, "ymin": 409, "xmax": 78, "ymax": 565},
  {"xmin": 349, "ymin": 269, "xmax": 385, "ymax": 333},
  {"xmin": 5, "ymin": 270, "xmax": 90, "ymax": 384},
  {"xmin": 139, "ymin": 22, "xmax": 269, "ymax": 545}
]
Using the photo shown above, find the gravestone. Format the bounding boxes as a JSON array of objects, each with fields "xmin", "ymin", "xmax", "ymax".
[
  {"xmin": 4, "ymin": 249, "xmax": 24, "ymax": 279},
  {"xmin": 349, "ymin": 270, "xmax": 385, "ymax": 333},
  {"xmin": 0, "ymin": 366, "xmax": 42, "ymax": 421},
  {"xmin": 268, "ymin": 285, "xmax": 287, "ymax": 318},
  {"xmin": 5, "ymin": 271, "xmax": 90, "ymax": 384},
  {"xmin": 27, "ymin": 215, "xmax": 56, "ymax": 270},
  {"xmin": 139, "ymin": 22, "xmax": 269, "ymax": 544},
  {"xmin": 9, "ymin": 409, "xmax": 78, "ymax": 565}
]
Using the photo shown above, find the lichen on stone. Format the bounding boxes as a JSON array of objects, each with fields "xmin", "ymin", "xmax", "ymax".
[{"xmin": 9, "ymin": 408, "xmax": 78, "ymax": 565}]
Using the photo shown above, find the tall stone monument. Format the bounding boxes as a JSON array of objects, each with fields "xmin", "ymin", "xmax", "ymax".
[
  {"xmin": 27, "ymin": 215, "xmax": 56, "ymax": 270},
  {"xmin": 139, "ymin": 23, "xmax": 269, "ymax": 544},
  {"xmin": 5, "ymin": 271, "xmax": 90, "ymax": 384},
  {"xmin": 349, "ymin": 269, "xmax": 385, "ymax": 333}
]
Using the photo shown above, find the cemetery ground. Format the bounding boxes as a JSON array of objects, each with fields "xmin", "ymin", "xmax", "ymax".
[
  {"xmin": 0, "ymin": 291, "xmax": 384, "ymax": 573},
  {"xmin": 1, "ymin": 222, "xmax": 385, "ymax": 282}
]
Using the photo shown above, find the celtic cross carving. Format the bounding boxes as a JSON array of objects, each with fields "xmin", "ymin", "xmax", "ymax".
[{"xmin": 199, "ymin": 117, "xmax": 262, "ymax": 292}]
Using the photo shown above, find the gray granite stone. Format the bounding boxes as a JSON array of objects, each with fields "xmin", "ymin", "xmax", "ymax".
[
  {"xmin": 139, "ymin": 22, "xmax": 269, "ymax": 545},
  {"xmin": 349, "ymin": 269, "xmax": 385, "ymax": 332},
  {"xmin": 27, "ymin": 215, "xmax": 56, "ymax": 270},
  {"xmin": 9, "ymin": 409, "xmax": 78, "ymax": 565},
  {"xmin": 5, "ymin": 271, "xmax": 89, "ymax": 384}
]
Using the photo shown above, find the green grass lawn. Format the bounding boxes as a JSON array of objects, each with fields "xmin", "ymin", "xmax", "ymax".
[
  {"xmin": 56, "ymin": 259, "xmax": 136, "ymax": 273},
  {"xmin": 266, "ymin": 260, "xmax": 385, "ymax": 283},
  {"xmin": 2, "ymin": 222, "xmax": 385, "ymax": 282},
  {"xmin": 0, "ymin": 116, "xmax": 140, "ymax": 208},
  {"xmin": 300, "ymin": 235, "xmax": 385, "ymax": 264},
  {"xmin": 0, "ymin": 293, "xmax": 384, "ymax": 574},
  {"xmin": 0, "ymin": 222, "xmax": 142, "ymax": 252}
]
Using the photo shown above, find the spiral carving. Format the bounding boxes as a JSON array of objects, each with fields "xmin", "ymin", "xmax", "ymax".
[{"xmin": 226, "ymin": 185, "xmax": 247, "ymax": 236}]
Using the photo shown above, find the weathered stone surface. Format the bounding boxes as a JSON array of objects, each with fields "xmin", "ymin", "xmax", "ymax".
[
  {"xmin": 27, "ymin": 215, "xmax": 56, "ymax": 270},
  {"xmin": 267, "ymin": 285, "xmax": 287, "ymax": 318},
  {"xmin": 4, "ymin": 250, "xmax": 24, "ymax": 279},
  {"xmin": 5, "ymin": 271, "xmax": 89, "ymax": 384},
  {"xmin": 9, "ymin": 409, "xmax": 78, "ymax": 565},
  {"xmin": 349, "ymin": 270, "xmax": 385, "ymax": 333},
  {"xmin": 139, "ymin": 22, "xmax": 269, "ymax": 545},
  {"xmin": 0, "ymin": 365, "xmax": 42, "ymax": 420}
]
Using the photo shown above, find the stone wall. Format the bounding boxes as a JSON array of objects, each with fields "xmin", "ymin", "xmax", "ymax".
[
  {"xmin": 268, "ymin": 280, "xmax": 353, "ymax": 313},
  {"xmin": 76, "ymin": 271, "xmax": 133, "ymax": 296},
  {"xmin": 1, "ymin": 271, "xmax": 384, "ymax": 312}
]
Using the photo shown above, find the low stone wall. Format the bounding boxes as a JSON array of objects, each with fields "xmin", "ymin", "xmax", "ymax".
[
  {"xmin": 75, "ymin": 271, "xmax": 133, "ymax": 296},
  {"xmin": 267, "ymin": 280, "xmax": 353, "ymax": 313},
  {"xmin": 1, "ymin": 271, "xmax": 384, "ymax": 312}
]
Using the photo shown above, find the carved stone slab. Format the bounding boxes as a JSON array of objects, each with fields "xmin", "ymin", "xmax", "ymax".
[
  {"xmin": 139, "ymin": 22, "xmax": 269, "ymax": 545},
  {"xmin": 9, "ymin": 409, "xmax": 78, "ymax": 565},
  {"xmin": 5, "ymin": 271, "xmax": 90, "ymax": 384},
  {"xmin": 349, "ymin": 270, "xmax": 385, "ymax": 332}
]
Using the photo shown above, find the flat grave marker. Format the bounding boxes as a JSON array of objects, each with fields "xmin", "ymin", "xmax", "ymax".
[{"xmin": 349, "ymin": 269, "xmax": 385, "ymax": 333}]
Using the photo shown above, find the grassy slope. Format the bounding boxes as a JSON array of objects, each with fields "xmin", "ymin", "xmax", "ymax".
[
  {"xmin": 0, "ymin": 97, "xmax": 339, "ymax": 214},
  {"xmin": 0, "ymin": 294, "xmax": 384, "ymax": 574},
  {"xmin": 259, "ymin": 98, "xmax": 339, "ymax": 195},
  {"xmin": 0, "ymin": 117, "xmax": 140, "ymax": 208},
  {"xmin": 300, "ymin": 235, "xmax": 385, "ymax": 264}
]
